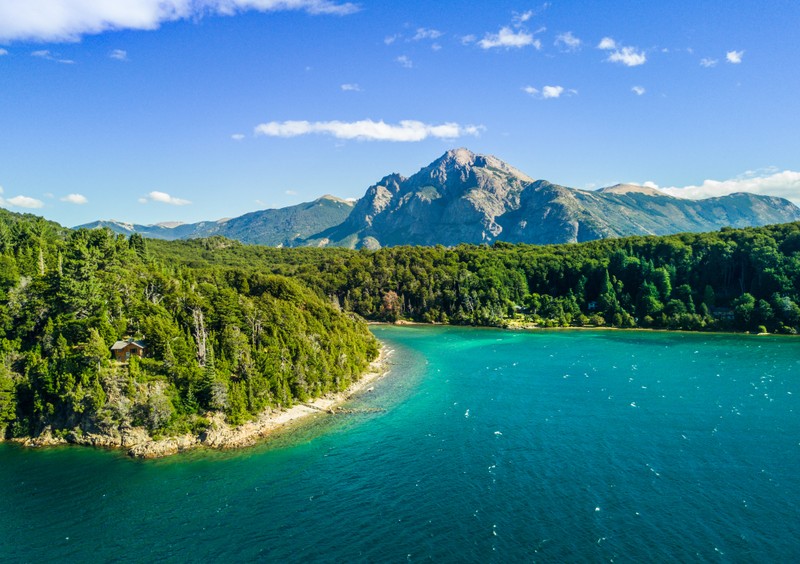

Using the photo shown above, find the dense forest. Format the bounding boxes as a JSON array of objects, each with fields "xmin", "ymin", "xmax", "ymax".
[
  {"xmin": 0, "ymin": 209, "xmax": 379, "ymax": 442},
  {"xmin": 2, "ymin": 206, "xmax": 799, "ymax": 443},
  {"xmin": 148, "ymin": 221, "xmax": 800, "ymax": 334}
]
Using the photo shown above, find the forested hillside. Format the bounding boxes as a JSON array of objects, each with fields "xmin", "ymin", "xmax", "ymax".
[
  {"xmin": 0, "ymin": 212, "xmax": 378, "ymax": 442},
  {"xmin": 149, "ymin": 222, "xmax": 800, "ymax": 334},
  {"xmin": 3, "ymin": 206, "xmax": 799, "ymax": 444}
]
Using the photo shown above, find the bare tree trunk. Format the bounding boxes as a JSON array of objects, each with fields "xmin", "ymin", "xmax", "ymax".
[{"xmin": 192, "ymin": 306, "xmax": 207, "ymax": 366}]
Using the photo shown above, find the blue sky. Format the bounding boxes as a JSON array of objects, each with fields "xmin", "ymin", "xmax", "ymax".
[{"xmin": 1, "ymin": 0, "xmax": 799, "ymax": 227}]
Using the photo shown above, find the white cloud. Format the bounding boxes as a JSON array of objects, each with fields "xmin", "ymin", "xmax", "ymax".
[
  {"xmin": 555, "ymin": 31, "xmax": 581, "ymax": 51},
  {"xmin": 109, "ymin": 48, "xmax": 127, "ymax": 61},
  {"xmin": 597, "ymin": 37, "xmax": 616, "ymax": 50},
  {"xmin": 384, "ymin": 34, "xmax": 399, "ymax": 45},
  {"xmin": 726, "ymin": 50, "xmax": 744, "ymax": 64},
  {"xmin": 542, "ymin": 85, "xmax": 564, "ymax": 99},
  {"xmin": 254, "ymin": 119, "xmax": 485, "ymax": 142},
  {"xmin": 655, "ymin": 170, "xmax": 800, "ymax": 206},
  {"xmin": 700, "ymin": 57, "xmax": 718, "ymax": 68},
  {"xmin": 523, "ymin": 85, "xmax": 573, "ymax": 99},
  {"xmin": 0, "ymin": 186, "xmax": 47, "ymax": 209},
  {"xmin": 340, "ymin": 83, "xmax": 361, "ymax": 91},
  {"xmin": 143, "ymin": 190, "xmax": 191, "ymax": 205},
  {"xmin": 395, "ymin": 55, "xmax": 412, "ymax": 68},
  {"xmin": 0, "ymin": 48, "xmax": 8, "ymax": 55},
  {"xmin": 598, "ymin": 36, "xmax": 646, "ymax": 66},
  {"xmin": 461, "ymin": 34, "xmax": 476, "ymax": 45},
  {"xmin": 513, "ymin": 10, "xmax": 534, "ymax": 25},
  {"xmin": 285, "ymin": 190, "xmax": 298, "ymax": 196},
  {"xmin": 7, "ymin": 195, "xmax": 44, "ymax": 209},
  {"xmin": 61, "ymin": 193, "xmax": 88, "ymax": 204},
  {"xmin": 431, "ymin": 43, "xmax": 441, "ymax": 51},
  {"xmin": 413, "ymin": 28, "xmax": 442, "ymax": 41},
  {"xmin": 0, "ymin": 0, "xmax": 359, "ymax": 43},
  {"xmin": 31, "ymin": 49, "xmax": 73, "ymax": 63},
  {"xmin": 231, "ymin": 133, "xmax": 245, "ymax": 141},
  {"xmin": 479, "ymin": 27, "xmax": 539, "ymax": 50},
  {"xmin": 631, "ymin": 85, "xmax": 645, "ymax": 96},
  {"xmin": 606, "ymin": 46, "xmax": 646, "ymax": 66}
]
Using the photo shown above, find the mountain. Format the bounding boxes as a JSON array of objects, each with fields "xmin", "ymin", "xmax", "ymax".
[
  {"xmin": 306, "ymin": 148, "xmax": 800, "ymax": 247},
  {"xmin": 77, "ymin": 195, "xmax": 354, "ymax": 246},
  {"xmin": 78, "ymin": 149, "xmax": 800, "ymax": 247},
  {"xmin": 74, "ymin": 219, "xmax": 198, "ymax": 240}
]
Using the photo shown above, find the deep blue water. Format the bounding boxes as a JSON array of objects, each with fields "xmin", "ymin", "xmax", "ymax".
[{"xmin": 1, "ymin": 327, "xmax": 798, "ymax": 562}]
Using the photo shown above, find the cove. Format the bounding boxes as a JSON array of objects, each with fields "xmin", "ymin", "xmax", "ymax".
[{"xmin": 1, "ymin": 326, "xmax": 798, "ymax": 561}]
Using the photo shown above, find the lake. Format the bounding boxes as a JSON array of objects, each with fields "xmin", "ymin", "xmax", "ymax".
[{"xmin": 1, "ymin": 326, "xmax": 798, "ymax": 561}]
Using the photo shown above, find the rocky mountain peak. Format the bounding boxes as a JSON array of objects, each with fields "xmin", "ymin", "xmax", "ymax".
[
  {"xmin": 598, "ymin": 183, "xmax": 668, "ymax": 197},
  {"xmin": 317, "ymin": 194, "xmax": 355, "ymax": 205}
]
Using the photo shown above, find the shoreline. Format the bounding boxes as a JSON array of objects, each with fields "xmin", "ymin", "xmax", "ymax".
[
  {"xmin": 10, "ymin": 344, "xmax": 394, "ymax": 459},
  {"xmin": 371, "ymin": 319, "xmax": 786, "ymax": 338}
]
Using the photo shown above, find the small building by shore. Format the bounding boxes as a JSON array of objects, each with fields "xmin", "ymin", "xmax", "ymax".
[{"xmin": 111, "ymin": 339, "xmax": 146, "ymax": 362}]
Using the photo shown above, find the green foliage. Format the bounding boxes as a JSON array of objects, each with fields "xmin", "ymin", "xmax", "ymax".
[
  {"xmin": 0, "ymin": 210, "xmax": 378, "ymax": 441},
  {"xmin": 2, "ymin": 203, "xmax": 799, "ymax": 444},
  {"xmin": 148, "ymin": 220, "xmax": 800, "ymax": 335}
]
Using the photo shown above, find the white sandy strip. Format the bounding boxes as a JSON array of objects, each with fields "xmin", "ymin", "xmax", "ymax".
[{"xmin": 130, "ymin": 345, "xmax": 395, "ymax": 457}]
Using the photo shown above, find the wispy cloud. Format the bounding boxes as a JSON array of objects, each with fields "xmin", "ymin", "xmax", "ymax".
[
  {"xmin": 523, "ymin": 85, "xmax": 574, "ymax": 99},
  {"xmin": 395, "ymin": 55, "xmax": 412, "ymax": 68},
  {"xmin": 631, "ymin": 85, "xmax": 646, "ymax": 96},
  {"xmin": 231, "ymin": 133, "xmax": 245, "ymax": 141},
  {"xmin": 726, "ymin": 50, "xmax": 744, "ymax": 64},
  {"xmin": 413, "ymin": 28, "xmax": 442, "ymax": 41},
  {"xmin": 254, "ymin": 119, "xmax": 485, "ymax": 142},
  {"xmin": 512, "ymin": 10, "xmax": 534, "ymax": 25},
  {"xmin": 598, "ymin": 37, "xmax": 646, "ymax": 66},
  {"xmin": 555, "ymin": 31, "xmax": 581, "ymax": 51},
  {"xmin": 479, "ymin": 26, "xmax": 540, "ymax": 50},
  {"xmin": 656, "ymin": 170, "xmax": 800, "ymax": 206},
  {"xmin": 341, "ymin": 83, "xmax": 362, "ymax": 91},
  {"xmin": 61, "ymin": 193, "xmax": 88, "ymax": 204},
  {"xmin": 384, "ymin": 34, "xmax": 399, "ymax": 45},
  {"xmin": 700, "ymin": 57, "xmax": 718, "ymax": 68},
  {"xmin": 141, "ymin": 191, "xmax": 191, "ymax": 205},
  {"xmin": 607, "ymin": 47, "xmax": 646, "ymax": 67},
  {"xmin": 285, "ymin": 190, "xmax": 298, "ymax": 196},
  {"xmin": 31, "ymin": 49, "xmax": 74, "ymax": 64},
  {"xmin": 0, "ymin": 48, "xmax": 7, "ymax": 56},
  {"xmin": 109, "ymin": 49, "xmax": 127, "ymax": 61},
  {"xmin": 0, "ymin": 0, "xmax": 359, "ymax": 42}
]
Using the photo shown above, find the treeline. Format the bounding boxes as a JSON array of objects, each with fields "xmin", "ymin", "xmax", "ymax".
[
  {"xmin": 0, "ymin": 215, "xmax": 378, "ymax": 441},
  {"xmin": 148, "ymin": 222, "xmax": 800, "ymax": 334}
]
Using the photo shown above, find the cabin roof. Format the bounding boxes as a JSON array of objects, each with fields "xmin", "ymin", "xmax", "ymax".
[{"xmin": 111, "ymin": 340, "xmax": 146, "ymax": 351}]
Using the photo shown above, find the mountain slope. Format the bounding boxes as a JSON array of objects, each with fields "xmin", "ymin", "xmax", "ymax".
[
  {"xmin": 77, "ymin": 196, "xmax": 354, "ymax": 246},
  {"xmin": 308, "ymin": 148, "xmax": 535, "ymax": 247},
  {"xmin": 308, "ymin": 149, "xmax": 800, "ymax": 248}
]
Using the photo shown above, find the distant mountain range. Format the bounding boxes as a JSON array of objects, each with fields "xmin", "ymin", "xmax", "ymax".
[
  {"xmin": 80, "ymin": 196, "xmax": 354, "ymax": 246},
  {"xmin": 78, "ymin": 149, "xmax": 800, "ymax": 247}
]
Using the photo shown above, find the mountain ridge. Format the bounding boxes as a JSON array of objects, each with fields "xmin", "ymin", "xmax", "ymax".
[{"xmin": 77, "ymin": 148, "xmax": 800, "ymax": 247}]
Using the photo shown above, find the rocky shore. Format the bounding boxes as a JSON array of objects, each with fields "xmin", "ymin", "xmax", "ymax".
[{"xmin": 10, "ymin": 345, "xmax": 393, "ymax": 459}]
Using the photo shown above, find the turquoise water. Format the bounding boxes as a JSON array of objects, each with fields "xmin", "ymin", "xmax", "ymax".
[{"xmin": 1, "ymin": 326, "xmax": 798, "ymax": 561}]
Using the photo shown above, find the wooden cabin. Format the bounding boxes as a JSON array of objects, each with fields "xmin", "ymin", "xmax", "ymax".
[{"xmin": 111, "ymin": 339, "xmax": 146, "ymax": 362}]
